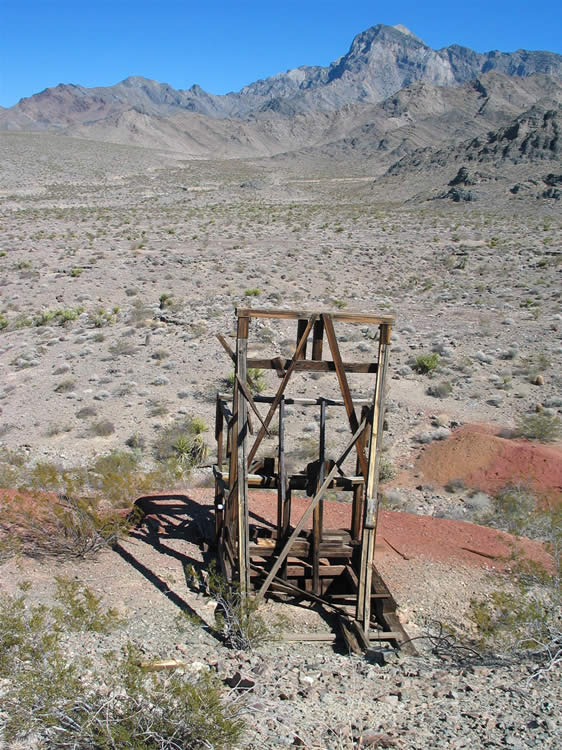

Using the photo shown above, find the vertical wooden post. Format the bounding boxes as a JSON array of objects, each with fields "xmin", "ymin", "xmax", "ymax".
[
  {"xmin": 311, "ymin": 319, "xmax": 325, "ymax": 594},
  {"xmin": 215, "ymin": 395, "xmax": 224, "ymax": 539},
  {"xmin": 276, "ymin": 396, "xmax": 286, "ymax": 542},
  {"xmin": 277, "ymin": 396, "xmax": 291, "ymax": 580},
  {"xmin": 351, "ymin": 405, "xmax": 369, "ymax": 542},
  {"xmin": 311, "ymin": 318, "xmax": 324, "ymax": 360},
  {"xmin": 296, "ymin": 318, "xmax": 308, "ymax": 359},
  {"xmin": 356, "ymin": 323, "xmax": 391, "ymax": 636},
  {"xmin": 312, "ymin": 398, "xmax": 326, "ymax": 595},
  {"xmin": 236, "ymin": 313, "xmax": 250, "ymax": 594}
]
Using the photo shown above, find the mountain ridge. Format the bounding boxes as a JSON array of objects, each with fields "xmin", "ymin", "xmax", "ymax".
[{"xmin": 2, "ymin": 23, "xmax": 561, "ymax": 132}]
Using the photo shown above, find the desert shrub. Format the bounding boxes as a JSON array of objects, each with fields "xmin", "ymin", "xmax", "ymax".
[
  {"xmin": 89, "ymin": 419, "xmax": 115, "ymax": 436},
  {"xmin": 76, "ymin": 405, "xmax": 97, "ymax": 419},
  {"xmin": 125, "ymin": 432, "xmax": 146, "ymax": 451},
  {"xmin": 378, "ymin": 456, "xmax": 395, "ymax": 483},
  {"xmin": 426, "ymin": 380, "xmax": 453, "ymax": 398},
  {"xmin": 128, "ymin": 298, "xmax": 154, "ymax": 325},
  {"xmin": 0, "ymin": 312, "xmax": 8, "ymax": 330},
  {"xmin": 226, "ymin": 367, "xmax": 266, "ymax": 394},
  {"xmin": 187, "ymin": 561, "xmax": 282, "ymax": 650},
  {"xmin": 109, "ymin": 339, "xmax": 138, "ymax": 357},
  {"xmin": 148, "ymin": 399, "xmax": 170, "ymax": 416},
  {"xmin": 33, "ymin": 306, "xmax": 83, "ymax": 327},
  {"xmin": 514, "ymin": 412, "xmax": 561, "ymax": 442},
  {"xmin": 54, "ymin": 377, "xmax": 76, "ymax": 393},
  {"xmin": 57, "ymin": 306, "xmax": 84, "ymax": 324},
  {"xmin": 88, "ymin": 450, "xmax": 145, "ymax": 505},
  {"xmin": 159, "ymin": 292, "xmax": 174, "ymax": 308},
  {"xmin": 0, "ymin": 591, "xmax": 244, "ymax": 749},
  {"xmin": 50, "ymin": 576, "xmax": 123, "ymax": 632},
  {"xmin": 153, "ymin": 416, "xmax": 208, "ymax": 477},
  {"xmin": 89, "ymin": 307, "xmax": 119, "ymax": 328},
  {"xmin": 471, "ymin": 492, "xmax": 561, "ymax": 672},
  {"xmin": 1, "ymin": 490, "xmax": 127, "ymax": 558},
  {"xmin": 244, "ymin": 287, "xmax": 261, "ymax": 297},
  {"xmin": 45, "ymin": 422, "xmax": 73, "ymax": 437},
  {"xmin": 413, "ymin": 353, "xmax": 440, "ymax": 374}
]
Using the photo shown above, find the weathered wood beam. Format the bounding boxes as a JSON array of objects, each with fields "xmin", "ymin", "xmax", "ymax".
[
  {"xmin": 247, "ymin": 315, "xmax": 317, "ymax": 466},
  {"xmin": 247, "ymin": 358, "xmax": 378, "ymax": 374},
  {"xmin": 257, "ymin": 416, "xmax": 367, "ymax": 598},
  {"xmin": 323, "ymin": 314, "xmax": 369, "ymax": 479},
  {"xmin": 236, "ymin": 307, "xmax": 395, "ymax": 326},
  {"xmin": 356, "ymin": 323, "xmax": 392, "ymax": 634}
]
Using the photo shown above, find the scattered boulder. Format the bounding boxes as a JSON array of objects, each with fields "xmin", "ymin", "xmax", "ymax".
[{"xmin": 449, "ymin": 166, "xmax": 475, "ymax": 186}]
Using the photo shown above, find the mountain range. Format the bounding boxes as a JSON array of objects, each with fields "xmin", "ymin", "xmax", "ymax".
[{"xmin": 1, "ymin": 23, "xmax": 561, "ymax": 175}]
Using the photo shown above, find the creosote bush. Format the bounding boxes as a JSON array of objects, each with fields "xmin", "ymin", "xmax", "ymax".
[
  {"xmin": 514, "ymin": 412, "xmax": 561, "ymax": 442},
  {"xmin": 187, "ymin": 561, "xmax": 285, "ymax": 650},
  {"xmin": 0, "ymin": 588, "xmax": 244, "ymax": 749},
  {"xmin": 1, "ymin": 490, "xmax": 128, "ymax": 558},
  {"xmin": 471, "ymin": 488, "xmax": 561, "ymax": 673},
  {"xmin": 413, "ymin": 352, "xmax": 440, "ymax": 374}
]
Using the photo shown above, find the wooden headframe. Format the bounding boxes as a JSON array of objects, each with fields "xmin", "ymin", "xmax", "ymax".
[{"xmin": 214, "ymin": 307, "xmax": 397, "ymax": 646}]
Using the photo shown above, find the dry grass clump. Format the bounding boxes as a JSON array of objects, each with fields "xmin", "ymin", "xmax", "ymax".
[{"xmin": 0, "ymin": 585, "xmax": 244, "ymax": 748}]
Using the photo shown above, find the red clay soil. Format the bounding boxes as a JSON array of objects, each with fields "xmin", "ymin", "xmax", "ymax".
[
  {"xmin": 414, "ymin": 424, "xmax": 562, "ymax": 501},
  {"xmin": 227, "ymin": 489, "xmax": 553, "ymax": 573},
  {"xmin": 1, "ymin": 486, "xmax": 554, "ymax": 575}
]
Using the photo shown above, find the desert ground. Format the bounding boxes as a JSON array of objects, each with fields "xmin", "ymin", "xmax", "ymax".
[{"xmin": 0, "ymin": 131, "xmax": 561, "ymax": 748}]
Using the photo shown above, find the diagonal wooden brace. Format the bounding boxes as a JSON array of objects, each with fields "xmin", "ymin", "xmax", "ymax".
[
  {"xmin": 216, "ymin": 333, "xmax": 236, "ymax": 363},
  {"xmin": 235, "ymin": 374, "xmax": 270, "ymax": 436},
  {"xmin": 322, "ymin": 314, "xmax": 369, "ymax": 479},
  {"xmin": 247, "ymin": 314, "xmax": 317, "ymax": 466},
  {"xmin": 257, "ymin": 415, "xmax": 369, "ymax": 598}
]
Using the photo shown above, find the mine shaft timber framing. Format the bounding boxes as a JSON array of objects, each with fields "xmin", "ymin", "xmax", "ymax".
[{"xmin": 213, "ymin": 307, "xmax": 410, "ymax": 652}]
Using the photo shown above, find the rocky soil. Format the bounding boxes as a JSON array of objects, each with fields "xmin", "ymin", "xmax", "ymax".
[
  {"xmin": 1, "ymin": 490, "xmax": 559, "ymax": 749},
  {"xmin": 0, "ymin": 131, "xmax": 560, "ymax": 748}
]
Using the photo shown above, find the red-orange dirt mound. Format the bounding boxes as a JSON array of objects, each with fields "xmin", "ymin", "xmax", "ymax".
[
  {"xmin": 414, "ymin": 425, "xmax": 562, "ymax": 501},
  {"xmin": 228, "ymin": 489, "xmax": 552, "ymax": 573}
]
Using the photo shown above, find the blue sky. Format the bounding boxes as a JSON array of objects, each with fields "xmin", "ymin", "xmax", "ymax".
[{"xmin": 1, "ymin": 0, "xmax": 561, "ymax": 107}]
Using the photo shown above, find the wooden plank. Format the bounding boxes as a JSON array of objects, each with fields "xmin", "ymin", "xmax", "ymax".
[
  {"xmin": 215, "ymin": 395, "xmax": 225, "ymax": 540},
  {"xmin": 219, "ymin": 393, "xmax": 372, "ymax": 407},
  {"xmin": 296, "ymin": 318, "xmax": 308, "ymax": 359},
  {"xmin": 216, "ymin": 333, "xmax": 235, "ymax": 363},
  {"xmin": 258, "ymin": 416, "xmax": 367, "ymax": 598},
  {"xmin": 281, "ymin": 633, "xmax": 338, "ymax": 642},
  {"xmin": 277, "ymin": 396, "xmax": 286, "ymax": 541},
  {"xmin": 236, "ymin": 308, "xmax": 395, "ymax": 326},
  {"xmin": 357, "ymin": 323, "xmax": 392, "ymax": 634},
  {"xmin": 312, "ymin": 398, "xmax": 326, "ymax": 595},
  {"xmin": 323, "ymin": 314, "xmax": 369, "ymax": 479},
  {"xmin": 312, "ymin": 318, "xmax": 324, "ymax": 360},
  {"xmin": 236, "ymin": 314, "xmax": 250, "ymax": 594},
  {"xmin": 247, "ymin": 315, "xmax": 317, "ymax": 466},
  {"xmin": 351, "ymin": 405, "xmax": 370, "ymax": 540},
  {"xmin": 235, "ymin": 374, "xmax": 270, "ymax": 436},
  {"xmin": 247, "ymin": 358, "xmax": 378, "ymax": 374},
  {"xmin": 284, "ymin": 564, "xmax": 346, "ymax": 578},
  {"xmin": 368, "ymin": 631, "xmax": 405, "ymax": 641}
]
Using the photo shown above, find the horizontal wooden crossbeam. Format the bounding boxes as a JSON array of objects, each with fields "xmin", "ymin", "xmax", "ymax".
[
  {"xmin": 237, "ymin": 307, "xmax": 395, "ymax": 326},
  {"xmin": 247, "ymin": 357, "xmax": 378, "ymax": 374}
]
